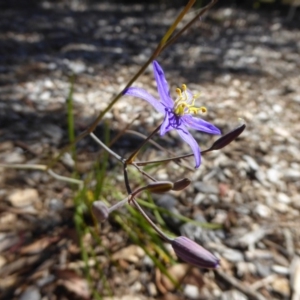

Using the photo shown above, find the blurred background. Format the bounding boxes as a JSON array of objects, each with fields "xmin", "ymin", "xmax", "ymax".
[{"xmin": 0, "ymin": 0, "xmax": 299, "ymax": 299}]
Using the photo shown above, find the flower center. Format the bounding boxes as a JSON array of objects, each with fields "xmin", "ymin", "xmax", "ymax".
[{"xmin": 173, "ymin": 84, "xmax": 207, "ymax": 116}]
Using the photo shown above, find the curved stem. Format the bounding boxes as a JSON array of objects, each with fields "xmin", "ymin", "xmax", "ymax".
[
  {"xmin": 130, "ymin": 197, "xmax": 172, "ymax": 243},
  {"xmin": 123, "ymin": 164, "xmax": 132, "ymax": 194},
  {"xmin": 131, "ymin": 162, "xmax": 157, "ymax": 182},
  {"xmin": 108, "ymin": 197, "xmax": 129, "ymax": 213},
  {"xmin": 136, "ymin": 153, "xmax": 194, "ymax": 166},
  {"xmin": 0, "ymin": 164, "xmax": 84, "ymax": 189},
  {"xmin": 47, "ymin": 169, "xmax": 84, "ymax": 189},
  {"xmin": 90, "ymin": 132, "xmax": 124, "ymax": 163},
  {"xmin": 135, "ymin": 123, "xmax": 246, "ymax": 166}
]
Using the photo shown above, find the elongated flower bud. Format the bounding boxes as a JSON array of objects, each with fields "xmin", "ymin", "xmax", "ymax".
[
  {"xmin": 146, "ymin": 181, "xmax": 174, "ymax": 194},
  {"xmin": 171, "ymin": 236, "xmax": 220, "ymax": 269},
  {"xmin": 209, "ymin": 124, "xmax": 245, "ymax": 151},
  {"xmin": 172, "ymin": 178, "xmax": 191, "ymax": 191},
  {"xmin": 92, "ymin": 201, "xmax": 109, "ymax": 223}
]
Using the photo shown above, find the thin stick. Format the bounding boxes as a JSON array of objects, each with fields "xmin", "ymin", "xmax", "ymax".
[
  {"xmin": 89, "ymin": 132, "xmax": 124, "ymax": 163},
  {"xmin": 0, "ymin": 163, "xmax": 46, "ymax": 171},
  {"xmin": 215, "ymin": 269, "xmax": 267, "ymax": 300},
  {"xmin": 136, "ymin": 152, "xmax": 195, "ymax": 166},
  {"xmin": 131, "ymin": 162, "xmax": 157, "ymax": 182},
  {"xmin": 125, "ymin": 129, "xmax": 168, "ymax": 153},
  {"xmin": 0, "ymin": 164, "xmax": 84, "ymax": 189},
  {"xmin": 135, "ymin": 150, "xmax": 214, "ymax": 166},
  {"xmin": 47, "ymin": 169, "xmax": 83, "ymax": 189},
  {"xmin": 162, "ymin": 0, "xmax": 218, "ymax": 51},
  {"xmin": 125, "ymin": 129, "xmax": 194, "ymax": 171},
  {"xmin": 109, "ymin": 116, "xmax": 139, "ymax": 147}
]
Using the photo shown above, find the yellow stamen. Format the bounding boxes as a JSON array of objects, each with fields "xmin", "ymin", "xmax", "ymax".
[
  {"xmin": 181, "ymin": 84, "xmax": 188, "ymax": 102},
  {"xmin": 176, "ymin": 88, "xmax": 182, "ymax": 96},
  {"xmin": 173, "ymin": 84, "xmax": 207, "ymax": 116},
  {"xmin": 200, "ymin": 106, "xmax": 207, "ymax": 113}
]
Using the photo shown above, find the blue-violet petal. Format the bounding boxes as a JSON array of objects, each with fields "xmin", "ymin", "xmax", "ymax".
[
  {"xmin": 182, "ymin": 115, "xmax": 221, "ymax": 135},
  {"xmin": 124, "ymin": 87, "xmax": 165, "ymax": 113},
  {"xmin": 160, "ymin": 110, "xmax": 174, "ymax": 136},
  {"xmin": 152, "ymin": 61, "xmax": 174, "ymax": 108},
  {"xmin": 176, "ymin": 125, "xmax": 201, "ymax": 168}
]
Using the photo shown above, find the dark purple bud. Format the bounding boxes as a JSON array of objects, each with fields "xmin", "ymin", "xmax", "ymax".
[
  {"xmin": 146, "ymin": 181, "xmax": 174, "ymax": 193},
  {"xmin": 92, "ymin": 201, "xmax": 109, "ymax": 223},
  {"xmin": 171, "ymin": 236, "xmax": 220, "ymax": 269},
  {"xmin": 208, "ymin": 124, "xmax": 246, "ymax": 151},
  {"xmin": 172, "ymin": 178, "xmax": 191, "ymax": 191}
]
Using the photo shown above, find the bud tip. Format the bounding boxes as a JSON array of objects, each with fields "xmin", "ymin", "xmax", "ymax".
[
  {"xmin": 92, "ymin": 201, "xmax": 109, "ymax": 223},
  {"xmin": 171, "ymin": 236, "xmax": 219, "ymax": 269}
]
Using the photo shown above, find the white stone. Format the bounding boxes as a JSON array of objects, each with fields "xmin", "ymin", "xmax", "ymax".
[
  {"xmin": 254, "ymin": 203, "xmax": 272, "ymax": 218},
  {"xmin": 277, "ymin": 193, "xmax": 291, "ymax": 204},
  {"xmin": 267, "ymin": 168, "xmax": 281, "ymax": 183},
  {"xmin": 184, "ymin": 284, "xmax": 200, "ymax": 300},
  {"xmin": 8, "ymin": 189, "xmax": 39, "ymax": 207}
]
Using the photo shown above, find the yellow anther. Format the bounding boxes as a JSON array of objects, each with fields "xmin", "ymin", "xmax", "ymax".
[
  {"xmin": 176, "ymin": 88, "xmax": 182, "ymax": 96},
  {"xmin": 200, "ymin": 106, "xmax": 207, "ymax": 113},
  {"xmin": 186, "ymin": 106, "xmax": 207, "ymax": 115},
  {"xmin": 182, "ymin": 84, "xmax": 187, "ymax": 91}
]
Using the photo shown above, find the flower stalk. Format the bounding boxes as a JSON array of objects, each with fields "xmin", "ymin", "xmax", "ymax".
[{"xmin": 87, "ymin": 60, "xmax": 244, "ymax": 270}]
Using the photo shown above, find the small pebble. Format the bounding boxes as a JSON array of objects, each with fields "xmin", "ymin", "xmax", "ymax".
[
  {"xmin": 221, "ymin": 248, "xmax": 244, "ymax": 263},
  {"xmin": 272, "ymin": 277, "xmax": 290, "ymax": 297},
  {"xmin": 194, "ymin": 182, "xmax": 219, "ymax": 194},
  {"xmin": 8, "ymin": 189, "xmax": 39, "ymax": 207},
  {"xmin": 19, "ymin": 286, "xmax": 41, "ymax": 300},
  {"xmin": 272, "ymin": 265, "xmax": 289, "ymax": 275},
  {"xmin": 183, "ymin": 284, "xmax": 200, "ymax": 300},
  {"xmin": 254, "ymin": 203, "xmax": 272, "ymax": 218}
]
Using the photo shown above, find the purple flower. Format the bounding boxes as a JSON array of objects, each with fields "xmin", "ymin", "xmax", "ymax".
[
  {"xmin": 124, "ymin": 60, "xmax": 221, "ymax": 168},
  {"xmin": 171, "ymin": 236, "xmax": 220, "ymax": 269}
]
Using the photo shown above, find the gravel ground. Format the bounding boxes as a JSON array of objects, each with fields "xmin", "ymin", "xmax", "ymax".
[{"xmin": 0, "ymin": 1, "xmax": 299, "ymax": 300}]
